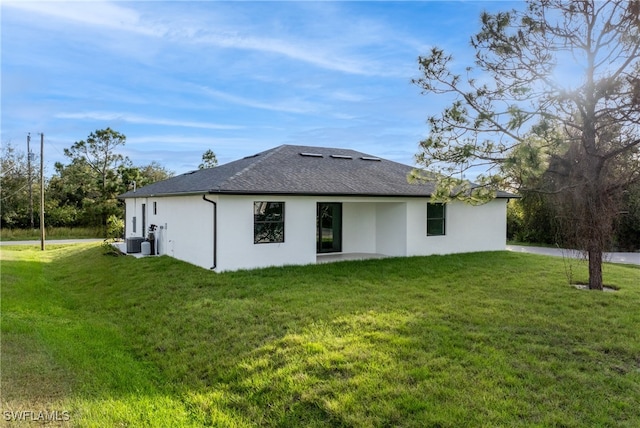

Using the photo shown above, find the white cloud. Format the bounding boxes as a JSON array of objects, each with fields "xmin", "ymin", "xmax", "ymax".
[
  {"xmin": 124, "ymin": 136, "xmax": 280, "ymax": 169},
  {"xmin": 329, "ymin": 91, "xmax": 368, "ymax": 103},
  {"xmin": 3, "ymin": 1, "xmax": 162, "ymax": 37},
  {"xmin": 192, "ymin": 32, "xmax": 385, "ymax": 76},
  {"xmin": 55, "ymin": 112, "xmax": 243, "ymax": 130},
  {"xmin": 3, "ymin": 1, "xmax": 409, "ymax": 77},
  {"xmin": 199, "ymin": 86, "xmax": 321, "ymax": 114},
  {"xmin": 126, "ymin": 135, "xmax": 250, "ymax": 147}
]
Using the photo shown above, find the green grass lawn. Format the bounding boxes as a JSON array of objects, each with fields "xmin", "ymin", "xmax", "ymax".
[
  {"xmin": 0, "ymin": 226, "xmax": 104, "ymax": 241},
  {"xmin": 1, "ymin": 244, "xmax": 639, "ymax": 427}
]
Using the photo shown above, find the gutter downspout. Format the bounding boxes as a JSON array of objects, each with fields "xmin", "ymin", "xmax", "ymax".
[{"xmin": 202, "ymin": 195, "xmax": 217, "ymax": 270}]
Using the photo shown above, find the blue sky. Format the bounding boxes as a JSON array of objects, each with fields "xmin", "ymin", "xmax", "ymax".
[{"xmin": 1, "ymin": 1, "xmax": 522, "ymax": 175}]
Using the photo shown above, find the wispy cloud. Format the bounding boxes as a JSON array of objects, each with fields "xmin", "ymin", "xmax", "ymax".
[
  {"xmin": 199, "ymin": 86, "xmax": 321, "ymax": 114},
  {"xmin": 329, "ymin": 91, "xmax": 368, "ymax": 103},
  {"xmin": 55, "ymin": 112, "xmax": 243, "ymax": 130},
  {"xmin": 192, "ymin": 32, "xmax": 385, "ymax": 76},
  {"xmin": 3, "ymin": 1, "xmax": 162, "ymax": 37},
  {"xmin": 125, "ymin": 136, "xmax": 280, "ymax": 166},
  {"xmin": 126, "ymin": 135, "xmax": 253, "ymax": 146},
  {"xmin": 1, "ymin": 1, "xmax": 467, "ymax": 175},
  {"xmin": 3, "ymin": 1, "xmax": 406, "ymax": 77}
]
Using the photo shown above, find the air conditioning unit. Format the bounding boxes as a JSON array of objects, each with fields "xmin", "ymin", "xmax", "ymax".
[{"xmin": 126, "ymin": 237, "xmax": 145, "ymax": 253}]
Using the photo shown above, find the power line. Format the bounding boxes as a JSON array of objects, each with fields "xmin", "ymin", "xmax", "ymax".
[
  {"xmin": 45, "ymin": 138, "xmax": 66, "ymax": 159},
  {"xmin": 0, "ymin": 182, "xmax": 31, "ymax": 201},
  {"xmin": 0, "ymin": 164, "xmax": 26, "ymax": 177}
]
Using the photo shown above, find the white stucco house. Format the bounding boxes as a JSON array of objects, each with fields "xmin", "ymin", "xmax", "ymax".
[{"xmin": 118, "ymin": 145, "xmax": 515, "ymax": 272}]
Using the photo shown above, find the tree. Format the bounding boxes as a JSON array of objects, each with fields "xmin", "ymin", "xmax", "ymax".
[
  {"xmin": 45, "ymin": 160, "xmax": 88, "ymax": 226},
  {"xmin": 0, "ymin": 143, "xmax": 39, "ymax": 228},
  {"xmin": 48, "ymin": 155, "xmax": 173, "ymax": 228},
  {"xmin": 412, "ymin": 0, "xmax": 640, "ymax": 289},
  {"xmin": 199, "ymin": 149, "xmax": 218, "ymax": 169},
  {"xmin": 138, "ymin": 161, "xmax": 173, "ymax": 184},
  {"xmin": 117, "ymin": 161, "xmax": 174, "ymax": 194},
  {"xmin": 62, "ymin": 128, "xmax": 129, "ymax": 227},
  {"xmin": 64, "ymin": 128, "xmax": 127, "ymax": 192},
  {"xmin": 48, "ymin": 159, "xmax": 103, "ymax": 226}
]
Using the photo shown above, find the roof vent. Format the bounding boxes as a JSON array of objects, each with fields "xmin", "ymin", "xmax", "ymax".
[
  {"xmin": 300, "ymin": 152, "xmax": 323, "ymax": 158},
  {"xmin": 330, "ymin": 154, "xmax": 353, "ymax": 159},
  {"xmin": 360, "ymin": 156, "xmax": 381, "ymax": 161}
]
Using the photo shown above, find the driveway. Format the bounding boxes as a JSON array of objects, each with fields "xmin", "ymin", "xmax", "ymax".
[
  {"xmin": 506, "ymin": 245, "xmax": 640, "ymax": 266},
  {"xmin": 0, "ymin": 238, "xmax": 103, "ymax": 246}
]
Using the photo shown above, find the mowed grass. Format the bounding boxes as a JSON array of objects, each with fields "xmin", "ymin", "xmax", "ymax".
[
  {"xmin": 0, "ymin": 226, "xmax": 104, "ymax": 241},
  {"xmin": 1, "ymin": 244, "xmax": 639, "ymax": 427}
]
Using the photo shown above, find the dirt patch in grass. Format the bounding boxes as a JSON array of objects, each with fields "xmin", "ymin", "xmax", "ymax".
[
  {"xmin": 1, "ymin": 333, "xmax": 75, "ymax": 413},
  {"xmin": 572, "ymin": 283, "xmax": 619, "ymax": 292}
]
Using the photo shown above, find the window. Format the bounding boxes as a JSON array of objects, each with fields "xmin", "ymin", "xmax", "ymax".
[
  {"xmin": 427, "ymin": 203, "xmax": 446, "ymax": 236},
  {"xmin": 254, "ymin": 202, "xmax": 285, "ymax": 244},
  {"xmin": 153, "ymin": 201, "xmax": 157, "ymax": 215}
]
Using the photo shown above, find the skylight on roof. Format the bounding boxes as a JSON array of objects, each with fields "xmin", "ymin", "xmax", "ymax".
[
  {"xmin": 300, "ymin": 152, "xmax": 323, "ymax": 157},
  {"xmin": 360, "ymin": 156, "xmax": 381, "ymax": 161},
  {"xmin": 330, "ymin": 154, "xmax": 353, "ymax": 159}
]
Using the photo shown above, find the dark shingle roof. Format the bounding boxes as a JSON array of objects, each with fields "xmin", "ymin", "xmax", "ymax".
[{"xmin": 118, "ymin": 145, "xmax": 516, "ymax": 198}]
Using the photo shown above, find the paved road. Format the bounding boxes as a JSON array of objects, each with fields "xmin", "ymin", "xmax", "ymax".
[
  {"xmin": 0, "ymin": 238, "xmax": 103, "ymax": 246},
  {"xmin": 507, "ymin": 245, "xmax": 640, "ymax": 265}
]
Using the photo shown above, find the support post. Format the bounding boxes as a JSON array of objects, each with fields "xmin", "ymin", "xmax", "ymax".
[
  {"xmin": 40, "ymin": 133, "xmax": 45, "ymax": 251},
  {"xmin": 27, "ymin": 133, "xmax": 34, "ymax": 229}
]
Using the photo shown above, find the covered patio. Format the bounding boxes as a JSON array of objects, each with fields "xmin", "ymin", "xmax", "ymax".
[{"xmin": 316, "ymin": 252, "xmax": 388, "ymax": 264}]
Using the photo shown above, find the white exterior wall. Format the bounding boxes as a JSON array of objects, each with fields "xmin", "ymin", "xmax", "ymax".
[
  {"xmin": 341, "ymin": 198, "xmax": 505, "ymax": 258},
  {"xmin": 216, "ymin": 195, "xmax": 317, "ymax": 272},
  {"xmin": 375, "ymin": 202, "xmax": 407, "ymax": 257},
  {"xmin": 125, "ymin": 195, "xmax": 216, "ymax": 269},
  {"xmin": 124, "ymin": 198, "xmax": 143, "ymax": 238},
  {"xmin": 406, "ymin": 199, "xmax": 507, "ymax": 256},
  {"xmin": 341, "ymin": 202, "xmax": 376, "ymax": 253},
  {"xmin": 123, "ymin": 194, "xmax": 507, "ymax": 272}
]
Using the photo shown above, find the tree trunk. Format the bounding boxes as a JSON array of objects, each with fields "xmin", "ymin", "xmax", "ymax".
[{"xmin": 588, "ymin": 248, "xmax": 604, "ymax": 290}]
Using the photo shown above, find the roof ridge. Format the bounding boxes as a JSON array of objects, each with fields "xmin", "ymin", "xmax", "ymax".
[{"xmin": 213, "ymin": 145, "xmax": 286, "ymax": 191}]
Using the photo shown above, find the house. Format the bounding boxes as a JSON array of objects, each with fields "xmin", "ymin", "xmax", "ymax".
[{"xmin": 118, "ymin": 144, "xmax": 514, "ymax": 272}]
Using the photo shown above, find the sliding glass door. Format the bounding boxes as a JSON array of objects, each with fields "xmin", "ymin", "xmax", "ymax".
[{"xmin": 317, "ymin": 203, "xmax": 342, "ymax": 253}]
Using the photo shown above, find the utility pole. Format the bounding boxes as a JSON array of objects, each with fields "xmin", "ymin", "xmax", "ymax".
[
  {"xmin": 40, "ymin": 133, "xmax": 45, "ymax": 251},
  {"xmin": 27, "ymin": 133, "xmax": 34, "ymax": 229}
]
